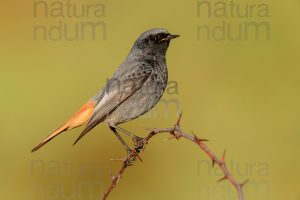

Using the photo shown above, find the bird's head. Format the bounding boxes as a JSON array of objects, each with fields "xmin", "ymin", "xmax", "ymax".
[{"xmin": 132, "ymin": 28, "xmax": 179, "ymax": 56}]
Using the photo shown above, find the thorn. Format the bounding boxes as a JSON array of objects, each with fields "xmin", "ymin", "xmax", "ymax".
[
  {"xmin": 176, "ymin": 112, "xmax": 182, "ymax": 126},
  {"xmin": 175, "ymin": 134, "xmax": 181, "ymax": 140},
  {"xmin": 217, "ymin": 176, "xmax": 227, "ymax": 182},
  {"xmin": 137, "ymin": 154, "xmax": 143, "ymax": 162},
  {"xmin": 240, "ymin": 179, "xmax": 249, "ymax": 187},
  {"xmin": 192, "ymin": 132, "xmax": 208, "ymax": 144},
  {"xmin": 170, "ymin": 131, "xmax": 181, "ymax": 140},
  {"xmin": 109, "ymin": 171, "xmax": 115, "ymax": 181},
  {"xmin": 111, "ymin": 175, "xmax": 116, "ymax": 181},
  {"xmin": 142, "ymin": 145, "xmax": 147, "ymax": 152},
  {"xmin": 111, "ymin": 174, "xmax": 120, "ymax": 186},
  {"xmin": 221, "ymin": 150, "xmax": 226, "ymax": 162},
  {"xmin": 212, "ymin": 159, "xmax": 216, "ymax": 168}
]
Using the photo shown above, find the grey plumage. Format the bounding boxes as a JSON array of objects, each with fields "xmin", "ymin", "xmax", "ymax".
[
  {"xmin": 74, "ymin": 28, "xmax": 178, "ymax": 145},
  {"xmin": 32, "ymin": 28, "xmax": 178, "ymax": 152}
]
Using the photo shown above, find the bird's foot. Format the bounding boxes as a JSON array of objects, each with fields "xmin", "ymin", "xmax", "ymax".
[
  {"xmin": 110, "ymin": 148, "xmax": 142, "ymax": 166},
  {"xmin": 124, "ymin": 149, "xmax": 143, "ymax": 166},
  {"xmin": 132, "ymin": 136, "xmax": 145, "ymax": 152}
]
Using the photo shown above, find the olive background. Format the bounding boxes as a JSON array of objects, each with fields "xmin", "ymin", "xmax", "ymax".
[{"xmin": 1, "ymin": 0, "xmax": 300, "ymax": 200}]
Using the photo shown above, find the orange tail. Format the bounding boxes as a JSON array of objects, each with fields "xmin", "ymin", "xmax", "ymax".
[{"xmin": 31, "ymin": 101, "xmax": 95, "ymax": 152}]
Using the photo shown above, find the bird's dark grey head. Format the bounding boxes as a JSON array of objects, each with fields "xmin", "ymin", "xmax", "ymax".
[{"xmin": 131, "ymin": 28, "xmax": 179, "ymax": 56}]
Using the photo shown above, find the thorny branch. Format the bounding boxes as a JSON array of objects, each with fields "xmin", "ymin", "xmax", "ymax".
[{"xmin": 102, "ymin": 113, "xmax": 248, "ymax": 200}]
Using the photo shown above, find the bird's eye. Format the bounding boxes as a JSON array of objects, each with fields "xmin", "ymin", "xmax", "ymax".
[{"xmin": 149, "ymin": 35, "xmax": 157, "ymax": 42}]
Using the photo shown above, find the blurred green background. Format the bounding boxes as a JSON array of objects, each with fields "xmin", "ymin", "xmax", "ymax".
[{"xmin": 1, "ymin": 0, "xmax": 300, "ymax": 199}]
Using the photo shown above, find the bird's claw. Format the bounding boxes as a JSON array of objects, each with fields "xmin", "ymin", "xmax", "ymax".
[
  {"xmin": 110, "ymin": 148, "xmax": 143, "ymax": 166},
  {"xmin": 132, "ymin": 136, "xmax": 145, "ymax": 152},
  {"xmin": 124, "ymin": 149, "xmax": 138, "ymax": 166}
]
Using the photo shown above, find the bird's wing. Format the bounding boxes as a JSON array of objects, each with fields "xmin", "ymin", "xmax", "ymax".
[{"xmin": 73, "ymin": 65, "xmax": 152, "ymax": 145}]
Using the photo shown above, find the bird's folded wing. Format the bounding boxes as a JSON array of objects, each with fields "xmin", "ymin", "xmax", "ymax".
[{"xmin": 73, "ymin": 67, "xmax": 152, "ymax": 145}]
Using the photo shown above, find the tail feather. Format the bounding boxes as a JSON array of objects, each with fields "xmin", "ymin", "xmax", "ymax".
[
  {"xmin": 31, "ymin": 124, "xmax": 69, "ymax": 152},
  {"xmin": 31, "ymin": 101, "xmax": 95, "ymax": 152}
]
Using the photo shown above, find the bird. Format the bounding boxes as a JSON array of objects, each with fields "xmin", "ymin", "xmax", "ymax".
[{"xmin": 32, "ymin": 28, "xmax": 179, "ymax": 155}]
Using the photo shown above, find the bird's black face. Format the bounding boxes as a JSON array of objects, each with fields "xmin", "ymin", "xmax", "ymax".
[{"xmin": 136, "ymin": 30, "xmax": 179, "ymax": 55}]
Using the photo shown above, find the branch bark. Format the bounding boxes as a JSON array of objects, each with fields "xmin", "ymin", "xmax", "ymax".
[{"xmin": 102, "ymin": 113, "xmax": 247, "ymax": 200}]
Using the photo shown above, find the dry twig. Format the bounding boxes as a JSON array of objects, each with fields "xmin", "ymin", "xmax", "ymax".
[{"xmin": 102, "ymin": 113, "xmax": 247, "ymax": 200}]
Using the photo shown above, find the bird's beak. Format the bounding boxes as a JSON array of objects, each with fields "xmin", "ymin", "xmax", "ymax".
[
  {"xmin": 159, "ymin": 34, "xmax": 180, "ymax": 42},
  {"xmin": 168, "ymin": 34, "xmax": 180, "ymax": 40}
]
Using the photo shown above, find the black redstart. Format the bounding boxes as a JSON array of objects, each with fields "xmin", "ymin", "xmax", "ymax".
[{"xmin": 32, "ymin": 28, "xmax": 179, "ymax": 156}]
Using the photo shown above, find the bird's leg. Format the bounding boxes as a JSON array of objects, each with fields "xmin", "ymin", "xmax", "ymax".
[
  {"xmin": 109, "ymin": 126, "xmax": 131, "ymax": 151},
  {"xmin": 114, "ymin": 126, "xmax": 144, "ymax": 152},
  {"xmin": 113, "ymin": 126, "xmax": 136, "ymax": 137},
  {"xmin": 109, "ymin": 126, "xmax": 138, "ymax": 165}
]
